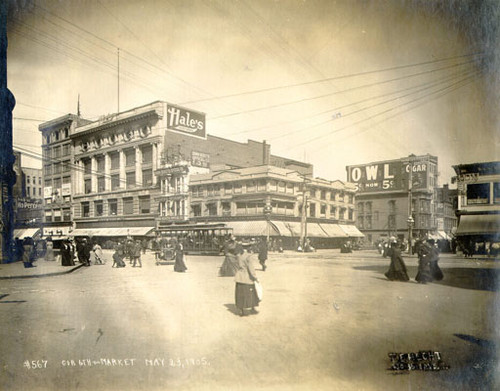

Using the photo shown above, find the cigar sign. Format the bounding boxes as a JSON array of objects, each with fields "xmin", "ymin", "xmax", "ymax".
[
  {"xmin": 166, "ymin": 104, "xmax": 206, "ymax": 139},
  {"xmin": 347, "ymin": 161, "xmax": 427, "ymax": 192}
]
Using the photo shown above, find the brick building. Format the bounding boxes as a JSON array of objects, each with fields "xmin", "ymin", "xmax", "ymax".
[{"xmin": 346, "ymin": 154, "xmax": 440, "ymax": 244}]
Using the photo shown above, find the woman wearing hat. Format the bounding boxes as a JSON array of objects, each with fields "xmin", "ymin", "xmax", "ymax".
[{"xmin": 234, "ymin": 243, "xmax": 260, "ymax": 316}]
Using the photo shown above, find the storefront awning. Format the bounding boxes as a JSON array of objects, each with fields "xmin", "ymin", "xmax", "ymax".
[
  {"xmin": 71, "ymin": 227, "xmax": 155, "ymax": 237},
  {"xmin": 269, "ymin": 221, "xmax": 293, "ymax": 237},
  {"xmin": 318, "ymin": 223, "xmax": 349, "ymax": 238},
  {"xmin": 338, "ymin": 224, "xmax": 365, "ymax": 238},
  {"xmin": 14, "ymin": 228, "xmax": 41, "ymax": 239},
  {"xmin": 437, "ymin": 231, "xmax": 451, "ymax": 240},
  {"xmin": 305, "ymin": 223, "xmax": 330, "ymax": 238},
  {"xmin": 456, "ymin": 214, "xmax": 500, "ymax": 236},
  {"xmin": 224, "ymin": 221, "xmax": 279, "ymax": 237}
]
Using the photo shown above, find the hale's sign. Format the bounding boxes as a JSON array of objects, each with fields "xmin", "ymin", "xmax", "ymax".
[{"xmin": 166, "ymin": 104, "xmax": 206, "ymax": 139}]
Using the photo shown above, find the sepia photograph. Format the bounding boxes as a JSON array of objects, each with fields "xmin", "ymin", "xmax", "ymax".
[{"xmin": 1, "ymin": 0, "xmax": 499, "ymax": 390}]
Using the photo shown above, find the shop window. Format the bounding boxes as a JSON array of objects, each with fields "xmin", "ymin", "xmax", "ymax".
[
  {"xmin": 98, "ymin": 176, "xmax": 105, "ymax": 192},
  {"xmin": 108, "ymin": 199, "xmax": 118, "ymax": 215},
  {"xmin": 97, "ymin": 156, "xmax": 105, "ymax": 172},
  {"xmin": 141, "ymin": 145, "xmax": 153, "ymax": 164},
  {"xmin": 123, "ymin": 197, "xmax": 134, "ymax": 215},
  {"xmin": 309, "ymin": 203, "xmax": 316, "ymax": 218},
  {"xmin": 111, "ymin": 175, "xmax": 120, "ymax": 190},
  {"xmin": 81, "ymin": 202, "xmax": 90, "ymax": 217},
  {"xmin": 467, "ymin": 183, "xmax": 490, "ymax": 205},
  {"xmin": 206, "ymin": 203, "xmax": 217, "ymax": 216},
  {"xmin": 221, "ymin": 202, "xmax": 231, "ymax": 216},
  {"xmin": 142, "ymin": 169, "xmax": 153, "ymax": 187},
  {"xmin": 139, "ymin": 196, "xmax": 150, "ymax": 214},
  {"xmin": 84, "ymin": 179, "xmax": 91, "ymax": 194},
  {"xmin": 125, "ymin": 149, "xmax": 135, "ymax": 167},
  {"xmin": 126, "ymin": 171, "xmax": 136, "ymax": 188},
  {"xmin": 95, "ymin": 201, "xmax": 103, "ymax": 216},
  {"xmin": 494, "ymin": 183, "xmax": 500, "ymax": 204},
  {"xmin": 110, "ymin": 152, "xmax": 120, "ymax": 170},
  {"xmin": 191, "ymin": 204, "xmax": 201, "ymax": 217}
]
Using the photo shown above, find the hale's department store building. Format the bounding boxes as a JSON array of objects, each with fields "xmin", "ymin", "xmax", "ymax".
[{"xmin": 39, "ymin": 101, "xmax": 361, "ymax": 249}]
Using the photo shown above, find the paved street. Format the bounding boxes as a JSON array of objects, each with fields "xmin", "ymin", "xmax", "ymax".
[{"xmin": 0, "ymin": 250, "xmax": 498, "ymax": 391}]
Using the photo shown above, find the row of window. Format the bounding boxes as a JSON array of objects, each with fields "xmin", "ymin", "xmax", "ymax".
[
  {"xmin": 466, "ymin": 182, "xmax": 500, "ymax": 205},
  {"xmin": 26, "ymin": 187, "xmax": 42, "ymax": 197},
  {"xmin": 26, "ymin": 176, "xmax": 42, "ymax": 185},
  {"xmin": 82, "ymin": 145, "xmax": 153, "ymax": 174},
  {"xmin": 83, "ymin": 169, "xmax": 154, "ymax": 194},
  {"xmin": 44, "ymin": 143, "xmax": 71, "ymax": 159},
  {"xmin": 44, "ymin": 208, "xmax": 71, "ymax": 222},
  {"xmin": 191, "ymin": 181, "xmax": 353, "ymax": 202},
  {"xmin": 43, "ymin": 127, "xmax": 70, "ymax": 145},
  {"xmin": 80, "ymin": 196, "xmax": 151, "ymax": 217},
  {"xmin": 44, "ymin": 161, "xmax": 72, "ymax": 176}
]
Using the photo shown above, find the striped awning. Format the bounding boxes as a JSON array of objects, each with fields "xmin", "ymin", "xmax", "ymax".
[
  {"xmin": 71, "ymin": 227, "xmax": 155, "ymax": 237},
  {"xmin": 224, "ymin": 221, "xmax": 279, "ymax": 237},
  {"xmin": 14, "ymin": 228, "xmax": 41, "ymax": 239},
  {"xmin": 318, "ymin": 223, "xmax": 349, "ymax": 238},
  {"xmin": 338, "ymin": 224, "xmax": 365, "ymax": 238}
]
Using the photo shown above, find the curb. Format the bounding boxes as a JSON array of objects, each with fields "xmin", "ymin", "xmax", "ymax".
[{"xmin": 0, "ymin": 263, "xmax": 86, "ymax": 280}]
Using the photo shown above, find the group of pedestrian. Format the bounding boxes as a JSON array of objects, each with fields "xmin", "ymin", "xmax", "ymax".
[{"xmin": 384, "ymin": 238, "xmax": 443, "ymax": 284}]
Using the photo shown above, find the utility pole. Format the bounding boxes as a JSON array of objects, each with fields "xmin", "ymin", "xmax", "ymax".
[
  {"xmin": 407, "ymin": 156, "xmax": 414, "ymax": 255},
  {"xmin": 0, "ymin": 2, "xmax": 16, "ymax": 263},
  {"xmin": 299, "ymin": 175, "xmax": 309, "ymax": 249},
  {"xmin": 117, "ymin": 48, "xmax": 120, "ymax": 113}
]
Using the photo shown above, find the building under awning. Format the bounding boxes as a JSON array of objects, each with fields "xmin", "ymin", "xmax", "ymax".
[
  {"xmin": 71, "ymin": 227, "xmax": 155, "ymax": 237},
  {"xmin": 224, "ymin": 221, "xmax": 279, "ymax": 237},
  {"xmin": 456, "ymin": 214, "xmax": 500, "ymax": 236},
  {"xmin": 437, "ymin": 231, "xmax": 451, "ymax": 240},
  {"xmin": 14, "ymin": 228, "xmax": 41, "ymax": 240},
  {"xmin": 338, "ymin": 224, "xmax": 365, "ymax": 238}
]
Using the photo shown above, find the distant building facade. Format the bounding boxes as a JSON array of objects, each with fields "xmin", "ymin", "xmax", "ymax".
[
  {"xmin": 453, "ymin": 161, "xmax": 500, "ymax": 255},
  {"xmin": 40, "ymin": 101, "xmax": 345, "ymax": 246},
  {"xmin": 346, "ymin": 154, "xmax": 440, "ymax": 243}
]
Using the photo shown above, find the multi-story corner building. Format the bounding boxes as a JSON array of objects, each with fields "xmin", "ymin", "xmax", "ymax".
[
  {"xmin": 180, "ymin": 164, "xmax": 360, "ymax": 249},
  {"xmin": 39, "ymin": 114, "xmax": 92, "ymax": 241},
  {"xmin": 346, "ymin": 154, "xmax": 439, "ymax": 244},
  {"xmin": 38, "ymin": 101, "xmax": 320, "ymax": 245},
  {"xmin": 453, "ymin": 161, "xmax": 500, "ymax": 255}
]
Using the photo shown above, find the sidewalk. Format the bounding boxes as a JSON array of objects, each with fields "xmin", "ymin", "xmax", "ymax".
[{"xmin": 0, "ymin": 259, "xmax": 84, "ymax": 279}]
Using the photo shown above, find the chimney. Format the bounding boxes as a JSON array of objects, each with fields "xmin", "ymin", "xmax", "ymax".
[{"xmin": 262, "ymin": 140, "xmax": 269, "ymax": 165}]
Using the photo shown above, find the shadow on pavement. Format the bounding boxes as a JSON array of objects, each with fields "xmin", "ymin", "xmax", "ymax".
[
  {"xmin": 353, "ymin": 265, "xmax": 499, "ymax": 291},
  {"xmin": 223, "ymin": 303, "xmax": 240, "ymax": 316}
]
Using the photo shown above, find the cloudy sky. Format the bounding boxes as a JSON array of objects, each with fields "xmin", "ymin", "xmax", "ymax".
[{"xmin": 6, "ymin": 0, "xmax": 500, "ymax": 184}]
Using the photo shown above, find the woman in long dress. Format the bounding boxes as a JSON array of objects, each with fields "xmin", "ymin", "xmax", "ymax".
[
  {"xmin": 174, "ymin": 239, "xmax": 188, "ymax": 272},
  {"xmin": 384, "ymin": 242, "xmax": 409, "ymax": 281},
  {"xmin": 415, "ymin": 241, "xmax": 433, "ymax": 284},
  {"xmin": 234, "ymin": 246, "xmax": 260, "ymax": 316},
  {"xmin": 44, "ymin": 238, "xmax": 55, "ymax": 261},
  {"xmin": 219, "ymin": 236, "xmax": 240, "ymax": 276}
]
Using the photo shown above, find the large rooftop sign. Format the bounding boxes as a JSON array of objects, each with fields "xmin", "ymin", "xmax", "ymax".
[
  {"xmin": 347, "ymin": 161, "xmax": 428, "ymax": 192},
  {"xmin": 166, "ymin": 104, "xmax": 206, "ymax": 139}
]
